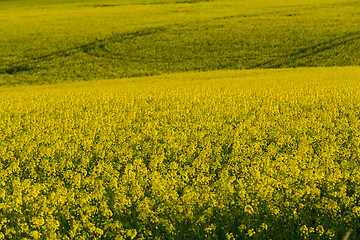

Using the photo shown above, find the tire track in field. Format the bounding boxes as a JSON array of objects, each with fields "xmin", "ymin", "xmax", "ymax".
[
  {"xmin": 1, "ymin": 24, "xmax": 359, "ymax": 76},
  {"xmin": 252, "ymin": 31, "xmax": 360, "ymax": 69},
  {"xmin": 0, "ymin": 26, "xmax": 167, "ymax": 75}
]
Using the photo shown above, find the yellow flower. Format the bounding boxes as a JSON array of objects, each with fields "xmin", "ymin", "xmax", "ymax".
[
  {"xmin": 244, "ymin": 205, "xmax": 254, "ymax": 214},
  {"xmin": 300, "ymin": 225, "xmax": 309, "ymax": 239},
  {"xmin": 316, "ymin": 225, "xmax": 325, "ymax": 236},
  {"xmin": 247, "ymin": 229, "xmax": 255, "ymax": 237}
]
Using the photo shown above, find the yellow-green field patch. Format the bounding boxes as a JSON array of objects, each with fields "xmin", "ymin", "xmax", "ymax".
[{"xmin": 1, "ymin": 0, "xmax": 359, "ymax": 85}]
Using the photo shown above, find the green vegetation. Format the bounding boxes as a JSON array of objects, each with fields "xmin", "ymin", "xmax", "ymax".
[
  {"xmin": 1, "ymin": 67, "xmax": 360, "ymax": 239},
  {"xmin": 1, "ymin": 0, "xmax": 359, "ymax": 85}
]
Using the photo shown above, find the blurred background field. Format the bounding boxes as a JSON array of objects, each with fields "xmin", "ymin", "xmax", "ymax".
[{"xmin": 1, "ymin": 0, "xmax": 359, "ymax": 85}]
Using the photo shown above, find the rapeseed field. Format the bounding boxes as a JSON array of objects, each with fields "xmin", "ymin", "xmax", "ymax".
[
  {"xmin": 1, "ymin": 0, "xmax": 360, "ymax": 239},
  {"xmin": 1, "ymin": 68, "xmax": 360, "ymax": 239},
  {"xmin": 1, "ymin": 0, "xmax": 359, "ymax": 85}
]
